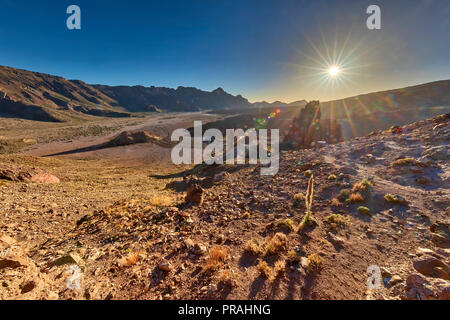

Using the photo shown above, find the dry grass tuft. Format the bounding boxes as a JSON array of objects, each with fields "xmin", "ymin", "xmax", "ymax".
[
  {"xmin": 306, "ymin": 254, "xmax": 322, "ymax": 273},
  {"xmin": 120, "ymin": 252, "xmax": 141, "ymax": 267},
  {"xmin": 337, "ymin": 189, "xmax": 350, "ymax": 202},
  {"xmin": 327, "ymin": 174, "xmax": 337, "ymax": 180},
  {"xmin": 278, "ymin": 218, "xmax": 295, "ymax": 231},
  {"xmin": 265, "ymin": 233, "xmax": 288, "ymax": 255},
  {"xmin": 384, "ymin": 194, "xmax": 407, "ymax": 205},
  {"xmin": 148, "ymin": 194, "xmax": 175, "ymax": 207},
  {"xmin": 287, "ymin": 250, "xmax": 300, "ymax": 264},
  {"xmin": 245, "ymin": 239, "xmax": 263, "ymax": 255},
  {"xmin": 391, "ymin": 158, "xmax": 417, "ymax": 167},
  {"xmin": 274, "ymin": 260, "xmax": 286, "ymax": 276},
  {"xmin": 326, "ymin": 214, "xmax": 350, "ymax": 230},
  {"xmin": 203, "ymin": 246, "xmax": 227, "ymax": 272},
  {"xmin": 257, "ymin": 261, "xmax": 272, "ymax": 279},
  {"xmin": 331, "ymin": 198, "xmax": 341, "ymax": 206},
  {"xmin": 352, "ymin": 179, "xmax": 372, "ymax": 193},
  {"xmin": 349, "ymin": 192, "xmax": 365, "ymax": 203}
]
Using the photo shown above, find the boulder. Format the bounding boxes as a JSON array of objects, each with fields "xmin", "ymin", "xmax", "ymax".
[{"xmin": 413, "ymin": 257, "xmax": 450, "ymax": 280}]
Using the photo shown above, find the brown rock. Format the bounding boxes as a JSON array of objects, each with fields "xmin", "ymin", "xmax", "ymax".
[
  {"xmin": 413, "ymin": 257, "xmax": 450, "ymax": 280},
  {"xmin": 0, "ymin": 256, "xmax": 27, "ymax": 269},
  {"xmin": 388, "ymin": 275, "xmax": 402, "ymax": 287},
  {"xmin": 158, "ymin": 261, "xmax": 171, "ymax": 272},
  {"xmin": 192, "ymin": 243, "xmax": 207, "ymax": 256},
  {"xmin": 431, "ymin": 233, "xmax": 450, "ymax": 249},
  {"xmin": 185, "ymin": 183, "xmax": 204, "ymax": 205},
  {"xmin": 20, "ymin": 280, "xmax": 36, "ymax": 294}
]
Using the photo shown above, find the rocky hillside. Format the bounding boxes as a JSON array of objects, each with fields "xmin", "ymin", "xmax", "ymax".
[
  {"xmin": 0, "ymin": 65, "xmax": 252, "ymax": 121},
  {"xmin": 1, "ymin": 114, "xmax": 448, "ymax": 300},
  {"xmin": 320, "ymin": 80, "xmax": 450, "ymax": 137}
]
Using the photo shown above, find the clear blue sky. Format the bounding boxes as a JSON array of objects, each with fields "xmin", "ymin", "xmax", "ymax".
[{"xmin": 0, "ymin": 0, "xmax": 449, "ymax": 102}]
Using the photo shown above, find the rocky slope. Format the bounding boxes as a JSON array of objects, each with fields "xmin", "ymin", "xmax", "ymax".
[
  {"xmin": 1, "ymin": 113, "xmax": 448, "ymax": 300},
  {"xmin": 0, "ymin": 65, "xmax": 253, "ymax": 121}
]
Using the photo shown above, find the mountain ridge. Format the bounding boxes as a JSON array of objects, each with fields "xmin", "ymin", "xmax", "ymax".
[{"xmin": 0, "ymin": 65, "xmax": 449, "ymax": 127}]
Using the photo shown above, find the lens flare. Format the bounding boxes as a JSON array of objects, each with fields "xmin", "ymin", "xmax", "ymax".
[{"xmin": 328, "ymin": 66, "xmax": 340, "ymax": 77}]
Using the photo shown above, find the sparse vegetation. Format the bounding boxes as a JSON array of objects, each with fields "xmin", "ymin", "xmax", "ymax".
[
  {"xmin": 331, "ymin": 198, "xmax": 341, "ymax": 206},
  {"xmin": 326, "ymin": 214, "xmax": 350, "ymax": 230},
  {"xmin": 391, "ymin": 158, "xmax": 417, "ymax": 166},
  {"xmin": 287, "ymin": 250, "xmax": 300, "ymax": 264},
  {"xmin": 306, "ymin": 254, "xmax": 322, "ymax": 273},
  {"xmin": 352, "ymin": 179, "xmax": 372, "ymax": 193},
  {"xmin": 245, "ymin": 239, "xmax": 263, "ymax": 256},
  {"xmin": 384, "ymin": 194, "xmax": 407, "ymax": 205},
  {"xmin": 304, "ymin": 169, "xmax": 312, "ymax": 177},
  {"xmin": 120, "ymin": 252, "xmax": 141, "ymax": 267},
  {"xmin": 203, "ymin": 246, "xmax": 227, "ymax": 272},
  {"xmin": 265, "ymin": 233, "xmax": 288, "ymax": 256},
  {"xmin": 297, "ymin": 175, "xmax": 314, "ymax": 232},
  {"xmin": 327, "ymin": 174, "xmax": 337, "ymax": 180},
  {"xmin": 357, "ymin": 206, "xmax": 371, "ymax": 216},
  {"xmin": 349, "ymin": 192, "xmax": 365, "ymax": 203},
  {"xmin": 277, "ymin": 218, "xmax": 295, "ymax": 231},
  {"xmin": 337, "ymin": 189, "xmax": 350, "ymax": 202},
  {"xmin": 274, "ymin": 260, "xmax": 286, "ymax": 276},
  {"xmin": 257, "ymin": 261, "xmax": 272, "ymax": 279}
]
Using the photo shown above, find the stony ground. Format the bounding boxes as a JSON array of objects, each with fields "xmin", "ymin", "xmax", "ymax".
[{"xmin": 0, "ymin": 114, "xmax": 449, "ymax": 300}]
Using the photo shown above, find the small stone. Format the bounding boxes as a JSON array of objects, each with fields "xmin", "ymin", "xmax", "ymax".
[
  {"xmin": 327, "ymin": 232, "xmax": 345, "ymax": 246},
  {"xmin": 20, "ymin": 280, "xmax": 36, "ymax": 294},
  {"xmin": 158, "ymin": 261, "xmax": 172, "ymax": 272},
  {"xmin": 415, "ymin": 247, "xmax": 434, "ymax": 256},
  {"xmin": 380, "ymin": 267, "xmax": 392, "ymax": 278},
  {"xmin": 192, "ymin": 243, "xmax": 207, "ymax": 255},
  {"xmin": 184, "ymin": 238, "xmax": 194, "ymax": 249},
  {"xmin": 388, "ymin": 275, "xmax": 402, "ymax": 287}
]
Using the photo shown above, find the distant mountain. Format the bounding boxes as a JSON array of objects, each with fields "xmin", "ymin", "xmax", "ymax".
[
  {"xmin": 92, "ymin": 85, "xmax": 251, "ymax": 113},
  {"xmin": 1, "ymin": 65, "xmax": 448, "ymax": 130},
  {"xmin": 252, "ymin": 100, "xmax": 307, "ymax": 109},
  {"xmin": 0, "ymin": 65, "xmax": 253, "ymax": 121}
]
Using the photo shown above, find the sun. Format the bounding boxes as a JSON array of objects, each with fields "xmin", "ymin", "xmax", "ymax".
[{"xmin": 328, "ymin": 65, "xmax": 340, "ymax": 77}]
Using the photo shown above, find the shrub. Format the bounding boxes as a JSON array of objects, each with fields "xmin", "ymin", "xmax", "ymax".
[
  {"xmin": 293, "ymin": 193, "xmax": 304, "ymax": 201},
  {"xmin": 287, "ymin": 250, "xmax": 300, "ymax": 264},
  {"xmin": 384, "ymin": 194, "xmax": 407, "ymax": 205},
  {"xmin": 304, "ymin": 170, "xmax": 312, "ymax": 177},
  {"xmin": 245, "ymin": 239, "xmax": 262, "ymax": 255},
  {"xmin": 337, "ymin": 189, "xmax": 350, "ymax": 202},
  {"xmin": 257, "ymin": 261, "xmax": 272, "ymax": 279},
  {"xmin": 349, "ymin": 192, "xmax": 365, "ymax": 203},
  {"xmin": 331, "ymin": 198, "xmax": 341, "ymax": 206},
  {"xmin": 391, "ymin": 158, "xmax": 417, "ymax": 166},
  {"xmin": 326, "ymin": 214, "xmax": 350, "ymax": 229},
  {"xmin": 278, "ymin": 218, "xmax": 295, "ymax": 231},
  {"xmin": 265, "ymin": 233, "xmax": 288, "ymax": 255},
  {"xmin": 357, "ymin": 206, "xmax": 371, "ymax": 216},
  {"xmin": 274, "ymin": 260, "xmax": 286, "ymax": 276},
  {"xmin": 352, "ymin": 179, "xmax": 372, "ymax": 193},
  {"xmin": 306, "ymin": 254, "xmax": 322, "ymax": 273}
]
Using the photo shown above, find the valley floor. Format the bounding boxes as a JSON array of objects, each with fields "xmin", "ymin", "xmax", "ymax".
[{"xmin": 0, "ymin": 113, "xmax": 449, "ymax": 300}]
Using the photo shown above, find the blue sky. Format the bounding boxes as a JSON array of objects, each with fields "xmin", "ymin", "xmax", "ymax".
[{"xmin": 0, "ymin": 0, "xmax": 449, "ymax": 102}]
